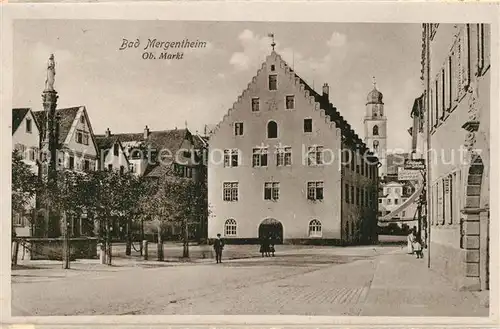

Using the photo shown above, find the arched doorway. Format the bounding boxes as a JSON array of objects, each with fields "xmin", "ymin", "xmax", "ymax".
[
  {"xmin": 258, "ymin": 218, "xmax": 283, "ymax": 244},
  {"xmin": 465, "ymin": 155, "xmax": 489, "ymax": 290}
]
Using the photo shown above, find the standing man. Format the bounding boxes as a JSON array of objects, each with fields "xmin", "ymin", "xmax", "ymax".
[{"xmin": 213, "ymin": 233, "xmax": 224, "ymax": 263}]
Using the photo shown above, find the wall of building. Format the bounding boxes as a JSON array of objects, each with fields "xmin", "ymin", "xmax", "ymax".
[
  {"xmin": 208, "ymin": 52, "xmax": 344, "ymax": 243},
  {"xmin": 62, "ymin": 107, "xmax": 98, "ymax": 170},
  {"xmin": 425, "ymin": 23, "xmax": 490, "ymax": 290},
  {"xmin": 12, "ymin": 110, "xmax": 40, "ymax": 236},
  {"xmin": 341, "ymin": 148, "xmax": 378, "ymax": 244}
]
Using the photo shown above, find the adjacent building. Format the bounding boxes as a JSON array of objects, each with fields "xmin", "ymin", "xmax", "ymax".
[
  {"xmin": 94, "ymin": 127, "xmax": 208, "ymax": 240},
  {"xmin": 208, "ymin": 50, "xmax": 379, "ymax": 245},
  {"xmin": 421, "ymin": 24, "xmax": 490, "ymax": 291},
  {"xmin": 12, "ymin": 108, "xmax": 41, "ymax": 236}
]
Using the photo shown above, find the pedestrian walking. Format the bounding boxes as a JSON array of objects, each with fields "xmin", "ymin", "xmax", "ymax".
[
  {"xmin": 213, "ymin": 233, "xmax": 224, "ymax": 263},
  {"xmin": 269, "ymin": 234, "xmax": 275, "ymax": 257},
  {"xmin": 413, "ymin": 235, "xmax": 423, "ymax": 259},
  {"xmin": 259, "ymin": 236, "xmax": 269, "ymax": 257},
  {"xmin": 407, "ymin": 229, "xmax": 415, "ymax": 254}
]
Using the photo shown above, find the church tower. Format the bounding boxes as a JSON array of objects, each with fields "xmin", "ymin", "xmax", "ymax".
[{"xmin": 364, "ymin": 78, "xmax": 387, "ymax": 177}]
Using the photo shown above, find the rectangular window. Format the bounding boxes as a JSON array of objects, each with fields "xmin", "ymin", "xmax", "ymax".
[
  {"xmin": 69, "ymin": 156, "xmax": 75, "ymax": 169},
  {"xmin": 360, "ymin": 159, "xmax": 365, "ymax": 176},
  {"xmin": 80, "ymin": 115, "xmax": 85, "ymax": 124},
  {"xmin": 269, "ymin": 75, "xmax": 277, "ymax": 90},
  {"xmin": 435, "ymin": 79, "xmax": 439, "ymax": 126},
  {"xmin": 285, "ymin": 95, "xmax": 295, "ymax": 109},
  {"xmin": 395, "ymin": 199, "xmax": 399, "ymax": 205},
  {"xmin": 304, "ymin": 118, "xmax": 312, "ymax": 133},
  {"xmin": 264, "ymin": 182, "xmax": 280, "ymax": 201},
  {"xmin": 387, "ymin": 199, "xmax": 392, "ymax": 205},
  {"xmin": 276, "ymin": 147, "xmax": 292, "ymax": 167},
  {"xmin": 83, "ymin": 159, "xmax": 90, "ymax": 171},
  {"xmin": 252, "ymin": 147, "xmax": 268, "ymax": 167},
  {"xmin": 448, "ymin": 174, "xmax": 454, "ymax": 224},
  {"xmin": 26, "ymin": 118, "xmax": 32, "ymax": 133},
  {"xmin": 113, "ymin": 144, "xmax": 119, "ymax": 156},
  {"xmin": 447, "ymin": 56, "xmax": 453, "ymax": 111},
  {"xmin": 224, "ymin": 149, "xmax": 239, "ymax": 167},
  {"xmin": 234, "ymin": 122, "xmax": 244, "ymax": 136},
  {"xmin": 307, "ymin": 146, "xmax": 323, "ymax": 166},
  {"xmin": 120, "ymin": 166, "xmax": 125, "ymax": 175},
  {"xmin": 251, "ymin": 98, "xmax": 260, "ymax": 112},
  {"xmin": 307, "ymin": 181, "xmax": 324, "ymax": 201},
  {"xmin": 345, "ymin": 183, "xmax": 350, "ymax": 203},
  {"xmin": 224, "ymin": 150, "xmax": 230, "ymax": 168},
  {"xmin": 360, "ymin": 188, "xmax": 364, "ymax": 206},
  {"xmin": 76, "ymin": 130, "xmax": 89, "ymax": 145},
  {"xmin": 231, "ymin": 149, "xmax": 239, "ymax": 167},
  {"xmin": 356, "ymin": 187, "xmax": 360, "ymax": 206},
  {"xmin": 223, "ymin": 182, "xmax": 239, "ymax": 202},
  {"xmin": 441, "ymin": 69, "xmax": 446, "ymax": 119},
  {"xmin": 129, "ymin": 163, "xmax": 136, "ymax": 173},
  {"xmin": 28, "ymin": 148, "xmax": 35, "ymax": 161},
  {"xmin": 108, "ymin": 164, "xmax": 113, "ymax": 171},
  {"xmin": 379, "ymin": 198, "xmax": 382, "ymax": 204},
  {"xmin": 350, "ymin": 186, "xmax": 354, "ymax": 204}
]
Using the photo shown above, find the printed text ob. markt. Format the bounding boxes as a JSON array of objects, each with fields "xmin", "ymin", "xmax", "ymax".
[{"xmin": 119, "ymin": 38, "xmax": 207, "ymax": 60}]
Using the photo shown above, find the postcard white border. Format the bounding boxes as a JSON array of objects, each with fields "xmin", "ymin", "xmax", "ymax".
[{"xmin": 1, "ymin": 1, "xmax": 499, "ymax": 327}]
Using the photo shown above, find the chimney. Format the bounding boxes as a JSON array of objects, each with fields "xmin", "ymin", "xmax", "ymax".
[
  {"xmin": 144, "ymin": 125, "xmax": 150, "ymax": 139},
  {"xmin": 105, "ymin": 128, "xmax": 111, "ymax": 137},
  {"xmin": 322, "ymin": 83, "xmax": 329, "ymax": 101}
]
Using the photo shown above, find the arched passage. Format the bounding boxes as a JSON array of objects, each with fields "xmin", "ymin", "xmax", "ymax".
[{"xmin": 258, "ymin": 218, "xmax": 283, "ymax": 244}]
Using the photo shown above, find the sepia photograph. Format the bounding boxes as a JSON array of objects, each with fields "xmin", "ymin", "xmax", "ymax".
[{"xmin": 2, "ymin": 3, "xmax": 498, "ymax": 326}]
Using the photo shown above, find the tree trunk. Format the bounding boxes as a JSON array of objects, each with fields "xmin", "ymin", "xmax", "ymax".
[
  {"xmin": 183, "ymin": 219, "xmax": 189, "ymax": 258},
  {"xmin": 139, "ymin": 217, "xmax": 144, "ymax": 256},
  {"xmin": 157, "ymin": 224, "xmax": 164, "ymax": 261},
  {"xmin": 62, "ymin": 212, "xmax": 70, "ymax": 269},
  {"xmin": 106, "ymin": 219, "xmax": 112, "ymax": 266},
  {"xmin": 125, "ymin": 218, "xmax": 131, "ymax": 256}
]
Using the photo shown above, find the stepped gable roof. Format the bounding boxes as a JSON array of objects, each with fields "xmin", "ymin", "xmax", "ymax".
[
  {"xmin": 33, "ymin": 106, "xmax": 81, "ymax": 145},
  {"xmin": 12, "ymin": 108, "xmax": 30, "ymax": 134},
  {"xmin": 279, "ymin": 54, "xmax": 372, "ymax": 156}
]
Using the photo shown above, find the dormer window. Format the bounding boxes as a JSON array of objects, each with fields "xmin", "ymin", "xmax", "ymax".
[{"xmin": 269, "ymin": 75, "xmax": 277, "ymax": 91}]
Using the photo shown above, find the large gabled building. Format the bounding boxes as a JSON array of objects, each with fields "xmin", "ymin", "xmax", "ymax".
[{"xmin": 208, "ymin": 50, "xmax": 379, "ymax": 245}]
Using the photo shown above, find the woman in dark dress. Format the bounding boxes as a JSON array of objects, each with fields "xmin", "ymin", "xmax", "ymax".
[
  {"xmin": 269, "ymin": 234, "xmax": 275, "ymax": 257},
  {"xmin": 260, "ymin": 236, "xmax": 268, "ymax": 257}
]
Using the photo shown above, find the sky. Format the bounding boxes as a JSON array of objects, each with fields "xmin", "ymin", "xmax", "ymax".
[{"xmin": 13, "ymin": 20, "xmax": 423, "ymax": 151}]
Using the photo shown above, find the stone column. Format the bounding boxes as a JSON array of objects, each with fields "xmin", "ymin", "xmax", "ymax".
[
  {"xmin": 479, "ymin": 210, "xmax": 489, "ymax": 291},
  {"xmin": 460, "ymin": 209, "xmax": 481, "ymax": 291}
]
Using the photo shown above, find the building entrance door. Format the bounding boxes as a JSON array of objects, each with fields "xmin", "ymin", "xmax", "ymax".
[{"xmin": 258, "ymin": 218, "xmax": 283, "ymax": 244}]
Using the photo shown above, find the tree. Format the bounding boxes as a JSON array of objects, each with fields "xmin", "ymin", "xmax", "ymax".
[{"xmin": 11, "ymin": 150, "xmax": 38, "ymax": 238}]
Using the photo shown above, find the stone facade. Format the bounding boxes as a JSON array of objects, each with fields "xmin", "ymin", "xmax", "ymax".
[
  {"xmin": 422, "ymin": 24, "xmax": 490, "ymax": 291},
  {"xmin": 208, "ymin": 51, "xmax": 378, "ymax": 245}
]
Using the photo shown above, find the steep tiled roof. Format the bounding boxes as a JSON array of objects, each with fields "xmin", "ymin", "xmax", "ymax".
[
  {"xmin": 33, "ymin": 107, "xmax": 80, "ymax": 145},
  {"xmin": 95, "ymin": 135, "xmax": 119, "ymax": 150},
  {"xmin": 290, "ymin": 67, "xmax": 369, "ymax": 154},
  {"xmin": 12, "ymin": 108, "xmax": 30, "ymax": 134},
  {"xmin": 96, "ymin": 128, "xmax": 194, "ymax": 178}
]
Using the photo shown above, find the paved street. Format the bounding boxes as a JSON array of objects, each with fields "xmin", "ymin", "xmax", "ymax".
[{"xmin": 11, "ymin": 245, "xmax": 488, "ymax": 317}]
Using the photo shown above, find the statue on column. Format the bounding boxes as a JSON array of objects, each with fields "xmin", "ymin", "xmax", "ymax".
[{"xmin": 45, "ymin": 54, "xmax": 56, "ymax": 92}]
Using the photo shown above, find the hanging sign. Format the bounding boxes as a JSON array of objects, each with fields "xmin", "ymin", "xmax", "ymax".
[{"xmin": 404, "ymin": 159, "xmax": 426, "ymax": 170}]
